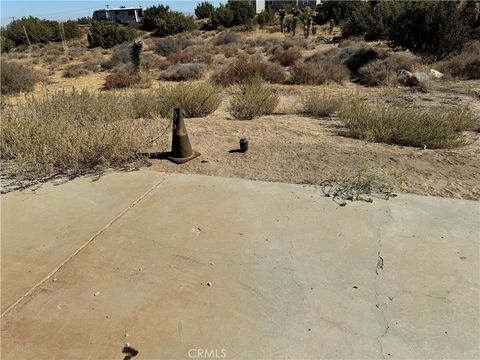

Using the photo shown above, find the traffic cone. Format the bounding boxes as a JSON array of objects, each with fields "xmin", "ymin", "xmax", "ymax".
[{"xmin": 167, "ymin": 108, "xmax": 200, "ymax": 164}]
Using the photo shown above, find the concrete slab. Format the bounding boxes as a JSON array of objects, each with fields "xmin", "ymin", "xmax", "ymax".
[
  {"xmin": 0, "ymin": 170, "xmax": 167, "ymax": 313},
  {"xmin": 1, "ymin": 172, "xmax": 479, "ymax": 359}
]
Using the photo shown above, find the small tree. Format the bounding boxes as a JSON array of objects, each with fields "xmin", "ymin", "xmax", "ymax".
[
  {"xmin": 389, "ymin": 1, "xmax": 467, "ymax": 60},
  {"xmin": 227, "ymin": 0, "xmax": 255, "ymax": 27},
  {"xmin": 257, "ymin": 7, "xmax": 276, "ymax": 28},
  {"xmin": 88, "ymin": 22, "xmax": 138, "ymax": 49},
  {"xmin": 131, "ymin": 41, "xmax": 143, "ymax": 72},
  {"xmin": 210, "ymin": 4, "xmax": 234, "ymax": 28},
  {"xmin": 195, "ymin": 1, "xmax": 215, "ymax": 19}
]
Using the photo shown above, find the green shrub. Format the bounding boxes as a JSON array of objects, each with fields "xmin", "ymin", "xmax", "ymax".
[
  {"xmin": 158, "ymin": 82, "xmax": 221, "ymax": 118},
  {"xmin": 315, "ymin": 1, "xmax": 368, "ymax": 26},
  {"xmin": 257, "ymin": 7, "xmax": 276, "ymax": 28},
  {"xmin": 1, "ymin": 33, "xmax": 15, "ymax": 53},
  {"xmin": 88, "ymin": 22, "xmax": 138, "ymax": 49},
  {"xmin": 227, "ymin": 1, "xmax": 256, "ymax": 27},
  {"xmin": 76, "ymin": 16, "xmax": 92, "ymax": 25},
  {"xmin": 228, "ymin": 77, "xmax": 279, "ymax": 120},
  {"xmin": 142, "ymin": 5, "xmax": 195, "ymax": 36},
  {"xmin": 3, "ymin": 17, "xmax": 81, "ymax": 46},
  {"xmin": 210, "ymin": 4, "xmax": 234, "ymax": 29},
  {"xmin": 339, "ymin": 100, "xmax": 477, "ymax": 149},
  {"xmin": 389, "ymin": 2, "xmax": 467, "ymax": 60},
  {"xmin": 1, "ymin": 61, "xmax": 39, "ymax": 94},
  {"xmin": 210, "ymin": 0, "xmax": 255, "ymax": 29},
  {"xmin": 195, "ymin": 1, "xmax": 215, "ymax": 19},
  {"xmin": 301, "ymin": 92, "xmax": 343, "ymax": 117}
]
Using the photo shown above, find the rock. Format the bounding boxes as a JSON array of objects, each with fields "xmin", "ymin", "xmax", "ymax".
[
  {"xmin": 94, "ymin": 291, "xmax": 100, "ymax": 296},
  {"xmin": 430, "ymin": 69, "xmax": 444, "ymax": 79},
  {"xmin": 398, "ymin": 69, "xmax": 420, "ymax": 87},
  {"xmin": 207, "ymin": 282, "xmax": 212, "ymax": 287},
  {"xmin": 414, "ymin": 72, "xmax": 429, "ymax": 82}
]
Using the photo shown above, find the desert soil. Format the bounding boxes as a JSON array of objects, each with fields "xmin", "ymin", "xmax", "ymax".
[
  {"xmin": 146, "ymin": 83, "xmax": 480, "ymax": 201},
  {"xmin": 4, "ymin": 51, "xmax": 480, "ymax": 200}
]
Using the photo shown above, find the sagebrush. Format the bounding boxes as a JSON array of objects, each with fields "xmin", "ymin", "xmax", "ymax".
[
  {"xmin": 228, "ymin": 77, "xmax": 279, "ymax": 120},
  {"xmin": 0, "ymin": 90, "xmax": 162, "ymax": 177},
  {"xmin": 339, "ymin": 100, "xmax": 477, "ymax": 149}
]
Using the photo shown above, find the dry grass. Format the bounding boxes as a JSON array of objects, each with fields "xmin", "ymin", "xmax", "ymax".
[
  {"xmin": 322, "ymin": 166, "xmax": 404, "ymax": 205},
  {"xmin": 436, "ymin": 41, "xmax": 480, "ymax": 80},
  {"xmin": 339, "ymin": 99, "xmax": 477, "ymax": 149},
  {"xmin": 104, "ymin": 73, "xmax": 152, "ymax": 89},
  {"xmin": 301, "ymin": 92, "xmax": 344, "ymax": 117},
  {"xmin": 1, "ymin": 61, "xmax": 40, "ymax": 94},
  {"xmin": 159, "ymin": 63, "xmax": 206, "ymax": 81},
  {"xmin": 270, "ymin": 47, "xmax": 303, "ymax": 66},
  {"xmin": 0, "ymin": 90, "xmax": 161, "ymax": 178},
  {"xmin": 157, "ymin": 82, "xmax": 221, "ymax": 118},
  {"xmin": 357, "ymin": 53, "xmax": 420, "ymax": 86},
  {"xmin": 63, "ymin": 61, "xmax": 101, "ymax": 78},
  {"xmin": 212, "ymin": 54, "xmax": 286, "ymax": 85},
  {"xmin": 290, "ymin": 62, "xmax": 350, "ymax": 85},
  {"xmin": 155, "ymin": 36, "xmax": 193, "ymax": 56},
  {"xmin": 214, "ymin": 32, "xmax": 240, "ymax": 45},
  {"xmin": 166, "ymin": 46, "xmax": 213, "ymax": 65},
  {"xmin": 228, "ymin": 77, "xmax": 279, "ymax": 120}
]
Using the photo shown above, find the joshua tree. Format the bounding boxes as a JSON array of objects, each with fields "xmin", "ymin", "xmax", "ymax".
[
  {"xmin": 131, "ymin": 41, "xmax": 143, "ymax": 72},
  {"xmin": 300, "ymin": 6, "xmax": 313, "ymax": 38},
  {"xmin": 279, "ymin": 9, "xmax": 286, "ymax": 33},
  {"xmin": 292, "ymin": 9, "xmax": 300, "ymax": 36}
]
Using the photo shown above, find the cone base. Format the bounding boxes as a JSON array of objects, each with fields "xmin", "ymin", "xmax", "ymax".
[{"xmin": 167, "ymin": 151, "xmax": 201, "ymax": 164}]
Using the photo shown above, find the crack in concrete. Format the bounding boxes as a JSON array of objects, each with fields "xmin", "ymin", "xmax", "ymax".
[
  {"xmin": 374, "ymin": 207, "xmax": 392, "ymax": 360},
  {"xmin": 1, "ymin": 175, "xmax": 170, "ymax": 318}
]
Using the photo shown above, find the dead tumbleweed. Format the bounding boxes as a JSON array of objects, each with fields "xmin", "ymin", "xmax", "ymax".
[{"xmin": 320, "ymin": 166, "xmax": 405, "ymax": 206}]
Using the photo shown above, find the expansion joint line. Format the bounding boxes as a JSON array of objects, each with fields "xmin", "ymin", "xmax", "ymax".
[{"xmin": 1, "ymin": 175, "xmax": 169, "ymax": 318}]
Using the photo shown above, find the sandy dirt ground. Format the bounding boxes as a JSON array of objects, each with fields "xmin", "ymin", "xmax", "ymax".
[{"xmin": 147, "ymin": 83, "xmax": 480, "ymax": 201}]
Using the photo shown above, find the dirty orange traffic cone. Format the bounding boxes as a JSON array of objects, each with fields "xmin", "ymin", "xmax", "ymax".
[{"xmin": 167, "ymin": 108, "xmax": 200, "ymax": 164}]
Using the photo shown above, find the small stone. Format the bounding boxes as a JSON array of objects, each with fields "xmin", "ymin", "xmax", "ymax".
[
  {"xmin": 125, "ymin": 333, "xmax": 129, "ymax": 338},
  {"xmin": 210, "ymin": 262, "xmax": 214, "ymax": 266},
  {"xmin": 126, "ymin": 342, "xmax": 130, "ymax": 347},
  {"xmin": 207, "ymin": 282, "xmax": 212, "ymax": 287},
  {"xmin": 53, "ymin": 278, "xmax": 57, "ymax": 282},
  {"xmin": 94, "ymin": 291, "xmax": 100, "ymax": 296},
  {"xmin": 353, "ymin": 286, "xmax": 358, "ymax": 289}
]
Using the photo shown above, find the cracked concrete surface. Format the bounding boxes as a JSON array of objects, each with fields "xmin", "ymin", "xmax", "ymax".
[{"xmin": 1, "ymin": 171, "xmax": 479, "ymax": 359}]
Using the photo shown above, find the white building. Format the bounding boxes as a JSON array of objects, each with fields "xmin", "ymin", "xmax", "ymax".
[{"xmin": 250, "ymin": 0, "xmax": 321, "ymax": 13}]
